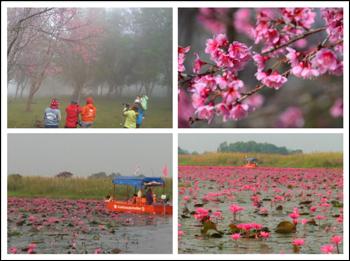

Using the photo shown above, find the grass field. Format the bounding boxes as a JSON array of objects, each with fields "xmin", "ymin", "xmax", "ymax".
[
  {"xmin": 8, "ymin": 176, "xmax": 173, "ymax": 200},
  {"xmin": 179, "ymin": 152, "xmax": 343, "ymax": 168},
  {"xmin": 8, "ymin": 96, "xmax": 172, "ymax": 128}
]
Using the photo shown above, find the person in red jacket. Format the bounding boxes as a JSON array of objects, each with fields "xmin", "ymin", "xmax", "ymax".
[{"xmin": 64, "ymin": 100, "xmax": 80, "ymax": 128}]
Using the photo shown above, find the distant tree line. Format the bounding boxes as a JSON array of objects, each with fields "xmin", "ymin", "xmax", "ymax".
[
  {"xmin": 178, "ymin": 147, "xmax": 199, "ymax": 155},
  {"xmin": 217, "ymin": 141, "xmax": 303, "ymax": 155},
  {"xmin": 8, "ymin": 171, "xmax": 147, "ymax": 178}
]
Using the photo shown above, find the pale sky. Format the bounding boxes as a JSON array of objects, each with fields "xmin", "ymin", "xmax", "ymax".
[
  {"xmin": 8, "ymin": 134, "xmax": 172, "ymax": 177},
  {"xmin": 179, "ymin": 134, "xmax": 343, "ymax": 153}
]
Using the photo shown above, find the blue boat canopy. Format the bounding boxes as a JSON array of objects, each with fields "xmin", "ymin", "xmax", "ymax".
[
  {"xmin": 246, "ymin": 157, "xmax": 258, "ymax": 163},
  {"xmin": 112, "ymin": 176, "xmax": 165, "ymax": 189}
]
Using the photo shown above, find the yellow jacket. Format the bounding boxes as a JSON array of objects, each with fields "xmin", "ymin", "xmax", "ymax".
[{"xmin": 123, "ymin": 109, "xmax": 138, "ymax": 128}]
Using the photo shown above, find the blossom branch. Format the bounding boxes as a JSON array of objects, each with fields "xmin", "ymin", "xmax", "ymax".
[{"xmin": 262, "ymin": 27, "xmax": 327, "ymax": 55}]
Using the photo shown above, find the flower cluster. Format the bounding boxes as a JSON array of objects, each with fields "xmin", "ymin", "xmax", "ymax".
[{"xmin": 178, "ymin": 46, "xmax": 190, "ymax": 73}]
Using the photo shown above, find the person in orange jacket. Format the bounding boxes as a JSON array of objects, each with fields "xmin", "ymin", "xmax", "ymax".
[{"xmin": 80, "ymin": 97, "xmax": 96, "ymax": 128}]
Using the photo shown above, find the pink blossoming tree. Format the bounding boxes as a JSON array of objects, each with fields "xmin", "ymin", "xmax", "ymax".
[{"xmin": 178, "ymin": 8, "xmax": 343, "ymax": 127}]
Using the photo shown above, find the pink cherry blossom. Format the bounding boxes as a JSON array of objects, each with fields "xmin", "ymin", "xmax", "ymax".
[
  {"xmin": 233, "ymin": 8, "xmax": 255, "ymax": 39},
  {"xmin": 330, "ymin": 98, "xmax": 343, "ymax": 118},
  {"xmin": 276, "ymin": 107, "xmax": 304, "ymax": 128},
  {"xmin": 178, "ymin": 46, "xmax": 191, "ymax": 72},
  {"xmin": 193, "ymin": 53, "xmax": 207, "ymax": 74},
  {"xmin": 256, "ymin": 70, "xmax": 288, "ymax": 89},
  {"xmin": 312, "ymin": 49, "xmax": 339, "ymax": 74},
  {"xmin": 253, "ymin": 53, "xmax": 269, "ymax": 72},
  {"xmin": 195, "ymin": 105, "xmax": 215, "ymax": 123},
  {"xmin": 321, "ymin": 8, "xmax": 343, "ymax": 43},
  {"xmin": 229, "ymin": 103, "xmax": 249, "ymax": 120},
  {"xmin": 281, "ymin": 8, "xmax": 316, "ymax": 29}
]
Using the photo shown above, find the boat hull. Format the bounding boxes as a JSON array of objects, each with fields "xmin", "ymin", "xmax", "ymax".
[{"xmin": 106, "ymin": 200, "xmax": 172, "ymax": 215}]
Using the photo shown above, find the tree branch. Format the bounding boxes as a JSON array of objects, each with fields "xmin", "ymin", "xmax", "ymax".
[{"xmin": 262, "ymin": 27, "xmax": 327, "ymax": 55}]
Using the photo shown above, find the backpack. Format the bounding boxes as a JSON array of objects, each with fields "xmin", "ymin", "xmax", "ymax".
[{"xmin": 140, "ymin": 96, "xmax": 148, "ymax": 111}]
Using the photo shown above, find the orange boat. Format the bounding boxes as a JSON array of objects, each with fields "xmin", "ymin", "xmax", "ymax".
[
  {"xmin": 105, "ymin": 176, "xmax": 172, "ymax": 215},
  {"xmin": 243, "ymin": 163, "xmax": 257, "ymax": 168},
  {"xmin": 243, "ymin": 157, "xmax": 258, "ymax": 168}
]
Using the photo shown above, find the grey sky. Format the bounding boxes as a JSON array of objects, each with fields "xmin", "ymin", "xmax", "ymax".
[
  {"xmin": 8, "ymin": 134, "xmax": 172, "ymax": 177},
  {"xmin": 179, "ymin": 134, "xmax": 343, "ymax": 153}
]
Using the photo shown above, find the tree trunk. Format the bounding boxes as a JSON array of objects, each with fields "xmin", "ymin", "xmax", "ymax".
[
  {"xmin": 137, "ymin": 83, "xmax": 144, "ymax": 95},
  {"xmin": 26, "ymin": 85, "xmax": 36, "ymax": 112},
  {"xmin": 20, "ymin": 84, "xmax": 26, "ymax": 98},
  {"xmin": 72, "ymin": 82, "xmax": 84, "ymax": 104},
  {"xmin": 15, "ymin": 84, "xmax": 20, "ymax": 100}
]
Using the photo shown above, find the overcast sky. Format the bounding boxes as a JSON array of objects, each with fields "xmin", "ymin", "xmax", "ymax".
[
  {"xmin": 179, "ymin": 134, "xmax": 343, "ymax": 153},
  {"xmin": 8, "ymin": 134, "xmax": 172, "ymax": 177}
]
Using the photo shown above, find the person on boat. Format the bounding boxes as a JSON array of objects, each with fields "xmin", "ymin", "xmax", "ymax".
[
  {"xmin": 152, "ymin": 193, "xmax": 157, "ymax": 203},
  {"xmin": 123, "ymin": 104, "xmax": 138, "ymax": 128},
  {"xmin": 105, "ymin": 194, "xmax": 112, "ymax": 202},
  {"xmin": 137, "ymin": 189, "xmax": 142, "ymax": 198},
  {"xmin": 80, "ymin": 97, "xmax": 96, "ymax": 128},
  {"xmin": 44, "ymin": 98, "xmax": 61, "ymax": 128},
  {"xmin": 129, "ymin": 193, "xmax": 137, "ymax": 204},
  {"xmin": 145, "ymin": 188, "xmax": 154, "ymax": 205},
  {"xmin": 64, "ymin": 100, "xmax": 80, "ymax": 128}
]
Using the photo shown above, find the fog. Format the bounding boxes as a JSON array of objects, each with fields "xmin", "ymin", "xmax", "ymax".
[
  {"xmin": 8, "ymin": 8, "xmax": 172, "ymax": 111},
  {"xmin": 8, "ymin": 134, "xmax": 172, "ymax": 177}
]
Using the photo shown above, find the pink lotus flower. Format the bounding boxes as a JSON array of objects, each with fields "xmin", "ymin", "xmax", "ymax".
[
  {"xmin": 183, "ymin": 195, "xmax": 190, "ymax": 201},
  {"xmin": 229, "ymin": 204, "xmax": 245, "ymax": 214},
  {"xmin": 231, "ymin": 233, "xmax": 241, "ymax": 240},
  {"xmin": 331, "ymin": 235, "xmax": 342, "ymax": 245},
  {"xmin": 321, "ymin": 244, "xmax": 334, "ymax": 254},
  {"xmin": 94, "ymin": 248, "xmax": 102, "ymax": 254},
  {"xmin": 178, "ymin": 230, "xmax": 184, "ymax": 237},
  {"xmin": 292, "ymin": 238, "xmax": 305, "ymax": 247},
  {"xmin": 194, "ymin": 207, "xmax": 209, "ymax": 221},
  {"xmin": 310, "ymin": 206, "xmax": 317, "ymax": 212},
  {"xmin": 316, "ymin": 215, "xmax": 326, "ymax": 221},
  {"xmin": 301, "ymin": 218, "xmax": 308, "ymax": 225},
  {"xmin": 212, "ymin": 211, "xmax": 222, "ymax": 218},
  {"xmin": 289, "ymin": 209, "xmax": 300, "ymax": 220},
  {"xmin": 27, "ymin": 243, "xmax": 37, "ymax": 254},
  {"xmin": 9, "ymin": 247, "xmax": 17, "ymax": 254},
  {"xmin": 260, "ymin": 231, "xmax": 270, "ymax": 239}
]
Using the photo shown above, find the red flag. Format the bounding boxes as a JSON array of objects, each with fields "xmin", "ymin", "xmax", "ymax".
[{"xmin": 162, "ymin": 165, "xmax": 169, "ymax": 177}]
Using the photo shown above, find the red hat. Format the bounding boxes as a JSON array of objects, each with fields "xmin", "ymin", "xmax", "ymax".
[
  {"xmin": 50, "ymin": 99, "xmax": 59, "ymax": 109},
  {"xmin": 86, "ymin": 97, "xmax": 94, "ymax": 104}
]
